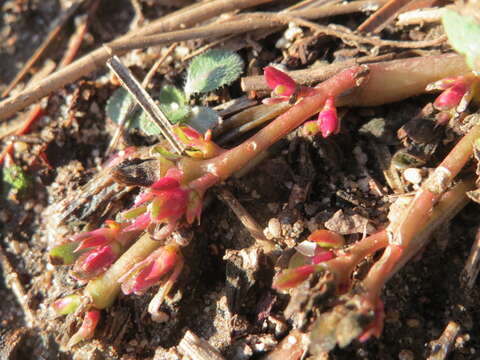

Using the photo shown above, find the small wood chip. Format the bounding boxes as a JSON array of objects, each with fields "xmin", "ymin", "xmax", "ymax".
[{"xmin": 178, "ymin": 330, "xmax": 225, "ymax": 360}]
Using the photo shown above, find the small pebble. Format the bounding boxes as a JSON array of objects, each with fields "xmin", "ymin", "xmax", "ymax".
[
  {"xmin": 398, "ymin": 349, "xmax": 414, "ymax": 360},
  {"xmin": 284, "ymin": 23, "xmax": 303, "ymax": 41},
  {"xmin": 406, "ymin": 318, "xmax": 421, "ymax": 328},
  {"xmin": 268, "ymin": 218, "xmax": 281, "ymax": 238},
  {"xmin": 403, "ymin": 168, "xmax": 424, "ymax": 184},
  {"xmin": 13, "ymin": 141, "xmax": 28, "ymax": 153},
  {"xmin": 151, "ymin": 310, "xmax": 170, "ymax": 323},
  {"xmin": 174, "ymin": 45, "xmax": 190, "ymax": 59}
]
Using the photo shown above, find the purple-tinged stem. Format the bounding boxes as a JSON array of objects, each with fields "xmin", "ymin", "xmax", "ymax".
[
  {"xmin": 339, "ymin": 53, "xmax": 470, "ymax": 106},
  {"xmin": 180, "ymin": 67, "xmax": 364, "ymax": 180},
  {"xmin": 391, "ymin": 124, "xmax": 480, "ymax": 250},
  {"xmin": 325, "ymin": 230, "xmax": 388, "ymax": 293},
  {"xmin": 362, "ymin": 177, "xmax": 475, "ymax": 301}
]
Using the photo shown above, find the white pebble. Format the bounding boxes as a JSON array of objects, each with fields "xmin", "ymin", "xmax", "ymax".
[
  {"xmin": 403, "ymin": 168, "xmax": 423, "ymax": 184},
  {"xmin": 268, "ymin": 218, "xmax": 281, "ymax": 238}
]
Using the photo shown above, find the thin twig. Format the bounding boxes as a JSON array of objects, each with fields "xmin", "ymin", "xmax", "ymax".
[
  {"xmin": 181, "ymin": 35, "xmax": 237, "ymax": 62},
  {"xmin": 0, "ymin": 244, "xmax": 37, "ymax": 327},
  {"xmin": 178, "ymin": 330, "xmax": 225, "ymax": 360},
  {"xmin": 396, "ymin": 7, "xmax": 444, "ymax": 26},
  {"xmin": 0, "ymin": 60, "xmax": 56, "ymax": 165},
  {"xmin": 129, "ymin": 0, "xmax": 144, "ymax": 29},
  {"xmin": 357, "ymin": 0, "xmax": 414, "ymax": 33},
  {"xmin": 213, "ymin": 96, "xmax": 257, "ymax": 118},
  {"xmin": 217, "ymin": 103, "xmax": 291, "ymax": 144},
  {"xmin": 461, "ymin": 226, "xmax": 480, "ymax": 289},
  {"xmin": 274, "ymin": 14, "xmax": 447, "ymax": 49},
  {"xmin": 59, "ymin": 0, "xmax": 100, "ymax": 68},
  {"xmin": 106, "ymin": 53, "xmax": 184, "ymax": 154},
  {"xmin": 1, "ymin": 0, "xmax": 85, "ymax": 98},
  {"xmin": 0, "ymin": 0, "xmax": 275, "ymax": 122},
  {"xmin": 216, "ymin": 187, "xmax": 276, "ymax": 251},
  {"xmin": 105, "ymin": 43, "xmax": 177, "ymax": 156},
  {"xmin": 108, "ymin": 7, "xmax": 442, "ymax": 55}
]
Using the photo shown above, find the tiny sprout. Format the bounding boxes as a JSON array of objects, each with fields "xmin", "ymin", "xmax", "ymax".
[
  {"xmin": 302, "ymin": 119, "xmax": 320, "ymax": 136},
  {"xmin": 3, "ymin": 161, "xmax": 30, "ymax": 198},
  {"xmin": 173, "ymin": 125, "xmax": 223, "ymax": 159},
  {"xmin": 318, "ymin": 97, "xmax": 339, "ymax": 138},
  {"xmin": 432, "ymin": 78, "xmax": 470, "ymax": 111},
  {"xmin": 52, "ymin": 294, "xmax": 82, "ymax": 315},
  {"xmin": 49, "ymin": 241, "xmax": 82, "ymax": 266}
]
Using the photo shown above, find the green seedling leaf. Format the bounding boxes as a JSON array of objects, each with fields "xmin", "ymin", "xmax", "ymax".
[
  {"xmin": 49, "ymin": 241, "xmax": 83, "ymax": 266},
  {"xmin": 158, "ymin": 85, "xmax": 191, "ymax": 124},
  {"xmin": 159, "ymin": 84, "xmax": 187, "ymax": 106},
  {"xmin": 186, "ymin": 106, "xmax": 221, "ymax": 134},
  {"xmin": 105, "ymin": 88, "xmax": 142, "ymax": 128},
  {"xmin": 184, "ymin": 49, "xmax": 244, "ymax": 96},
  {"xmin": 138, "ymin": 112, "xmax": 161, "ymax": 136},
  {"xmin": 3, "ymin": 164, "xmax": 29, "ymax": 191},
  {"xmin": 443, "ymin": 9, "xmax": 480, "ymax": 71}
]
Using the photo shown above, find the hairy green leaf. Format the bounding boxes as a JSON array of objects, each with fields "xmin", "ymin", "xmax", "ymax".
[
  {"xmin": 158, "ymin": 85, "xmax": 191, "ymax": 124},
  {"xmin": 184, "ymin": 49, "xmax": 244, "ymax": 96},
  {"xmin": 105, "ymin": 88, "xmax": 142, "ymax": 128}
]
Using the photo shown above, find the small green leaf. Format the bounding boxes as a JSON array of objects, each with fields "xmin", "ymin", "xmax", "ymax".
[
  {"xmin": 105, "ymin": 88, "xmax": 142, "ymax": 128},
  {"xmin": 186, "ymin": 106, "xmax": 221, "ymax": 134},
  {"xmin": 138, "ymin": 112, "xmax": 162, "ymax": 136},
  {"xmin": 3, "ymin": 164, "xmax": 29, "ymax": 191},
  {"xmin": 158, "ymin": 85, "xmax": 191, "ymax": 124},
  {"xmin": 159, "ymin": 85, "xmax": 187, "ymax": 106},
  {"xmin": 49, "ymin": 241, "xmax": 82, "ymax": 266},
  {"xmin": 443, "ymin": 9, "xmax": 480, "ymax": 71},
  {"xmin": 184, "ymin": 49, "xmax": 244, "ymax": 96}
]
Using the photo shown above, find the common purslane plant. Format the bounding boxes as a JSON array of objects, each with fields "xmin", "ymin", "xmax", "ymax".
[
  {"xmin": 50, "ymin": 15, "xmax": 480, "ymax": 352},
  {"xmin": 50, "ymin": 62, "xmax": 363, "ymax": 345}
]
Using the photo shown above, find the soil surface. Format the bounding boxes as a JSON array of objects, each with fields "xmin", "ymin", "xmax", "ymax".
[{"xmin": 1, "ymin": 1, "xmax": 480, "ymax": 359}]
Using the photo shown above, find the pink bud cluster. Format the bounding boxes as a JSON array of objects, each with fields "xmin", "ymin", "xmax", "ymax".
[
  {"xmin": 122, "ymin": 166, "xmax": 217, "ymax": 240},
  {"xmin": 427, "ymin": 74, "xmax": 480, "ymax": 120},
  {"xmin": 173, "ymin": 125, "xmax": 223, "ymax": 159},
  {"xmin": 263, "ymin": 66, "xmax": 340, "ymax": 138},
  {"xmin": 119, "ymin": 244, "xmax": 183, "ymax": 295}
]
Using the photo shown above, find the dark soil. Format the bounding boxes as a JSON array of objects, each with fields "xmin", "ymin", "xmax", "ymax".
[{"xmin": 1, "ymin": 1, "xmax": 480, "ymax": 359}]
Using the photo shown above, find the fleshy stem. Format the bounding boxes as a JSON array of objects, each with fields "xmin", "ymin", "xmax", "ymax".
[
  {"xmin": 363, "ymin": 176, "xmax": 475, "ymax": 302},
  {"xmin": 391, "ymin": 124, "xmax": 480, "ymax": 247},
  {"xmin": 359, "ymin": 124, "xmax": 480, "ymax": 302},
  {"xmin": 306, "ymin": 177, "xmax": 474, "ymax": 353},
  {"xmin": 323, "ymin": 229, "xmax": 388, "ymax": 293},
  {"xmin": 85, "ymin": 232, "xmax": 161, "ymax": 309},
  {"xmin": 180, "ymin": 66, "xmax": 365, "ymax": 181}
]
